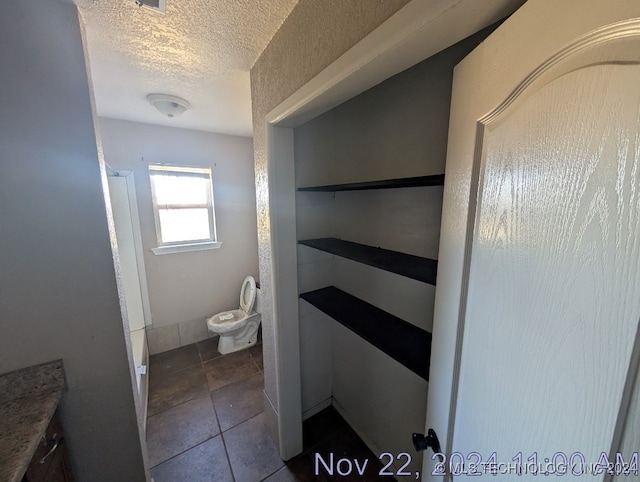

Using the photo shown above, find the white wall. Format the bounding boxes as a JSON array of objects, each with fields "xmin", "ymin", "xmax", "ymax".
[
  {"xmin": 0, "ymin": 2, "xmax": 146, "ymax": 480},
  {"xmin": 98, "ymin": 118, "xmax": 259, "ymax": 354},
  {"xmin": 296, "ymin": 191, "xmax": 336, "ymax": 416}
]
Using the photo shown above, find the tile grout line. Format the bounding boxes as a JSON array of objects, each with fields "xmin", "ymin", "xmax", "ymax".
[
  {"xmin": 148, "ymin": 384, "xmax": 219, "ymax": 469},
  {"xmin": 219, "ymin": 435, "xmax": 237, "ymax": 482},
  {"xmin": 208, "ymin": 364, "xmax": 237, "ymax": 482},
  {"xmin": 148, "ymin": 433, "xmax": 220, "ymax": 471}
]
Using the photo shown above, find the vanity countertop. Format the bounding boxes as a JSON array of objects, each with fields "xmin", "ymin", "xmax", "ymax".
[{"xmin": 0, "ymin": 361, "xmax": 66, "ymax": 482}]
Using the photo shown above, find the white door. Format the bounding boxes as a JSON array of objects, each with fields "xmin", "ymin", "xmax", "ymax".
[
  {"xmin": 425, "ymin": 1, "xmax": 640, "ymax": 481},
  {"xmin": 108, "ymin": 173, "xmax": 151, "ymax": 331}
]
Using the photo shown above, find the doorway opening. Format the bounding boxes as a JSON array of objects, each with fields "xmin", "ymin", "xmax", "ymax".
[{"xmin": 262, "ymin": 0, "xmax": 525, "ymax": 475}]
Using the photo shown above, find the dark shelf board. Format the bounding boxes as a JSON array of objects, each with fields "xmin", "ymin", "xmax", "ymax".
[
  {"xmin": 300, "ymin": 286, "xmax": 431, "ymax": 381},
  {"xmin": 299, "ymin": 238, "xmax": 437, "ymax": 285},
  {"xmin": 297, "ymin": 174, "xmax": 444, "ymax": 192}
]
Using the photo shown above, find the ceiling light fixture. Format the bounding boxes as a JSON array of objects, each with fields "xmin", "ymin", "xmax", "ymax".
[{"xmin": 147, "ymin": 94, "xmax": 190, "ymax": 118}]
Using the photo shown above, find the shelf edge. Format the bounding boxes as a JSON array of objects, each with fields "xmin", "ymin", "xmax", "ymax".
[{"xmin": 297, "ymin": 174, "xmax": 444, "ymax": 192}]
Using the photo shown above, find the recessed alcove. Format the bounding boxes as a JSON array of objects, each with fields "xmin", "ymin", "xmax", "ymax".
[{"xmin": 292, "ymin": 26, "xmax": 498, "ymax": 476}]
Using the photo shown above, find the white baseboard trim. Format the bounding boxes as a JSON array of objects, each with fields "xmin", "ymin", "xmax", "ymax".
[
  {"xmin": 302, "ymin": 397, "xmax": 332, "ymax": 421},
  {"xmin": 332, "ymin": 398, "xmax": 418, "ymax": 482},
  {"xmin": 331, "ymin": 398, "xmax": 383, "ymax": 456}
]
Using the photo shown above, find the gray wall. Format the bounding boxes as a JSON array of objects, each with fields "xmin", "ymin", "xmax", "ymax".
[
  {"xmin": 293, "ymin": 30, "xmax": 496, "ymax": 475},
  {"xmin": 98, "ymin": 118, "xmax": 259, "ymax": 354},
  {"xmin": 0, "ymin": 2, "xmax": 146, "ymax": 481}
]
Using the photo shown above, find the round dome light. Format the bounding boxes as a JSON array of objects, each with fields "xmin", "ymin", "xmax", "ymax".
[{"xmin": 146, "ymin": 94, "xmax": 190, "ymax": 118}]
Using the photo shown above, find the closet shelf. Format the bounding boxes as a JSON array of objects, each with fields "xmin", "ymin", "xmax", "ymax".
[
  {"xmin": 297, "ymin": 174, "xmax": 444, "ymax": 192},
  {"xmin": 300, "ymin": 286, "xmax": 432, "ymax": 381},
  {"xmin": 299, "ymin": 238, "xmax": 437, "ymax": 285}
]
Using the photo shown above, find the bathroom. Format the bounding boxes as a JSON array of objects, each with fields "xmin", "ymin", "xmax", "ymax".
[
  {"xmin": 101, "ymin": 118, "xmax": 260, "ymax": 373},
  {"xmin": 100, "ymin": 117, "xmax": 275, "ymax": 476},
  {"xmin": 102, "ymin": 118, "xmax": 260, "ymax": 354}
]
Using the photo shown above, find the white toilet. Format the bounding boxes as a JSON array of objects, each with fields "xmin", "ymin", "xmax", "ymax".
[{"xmin": 206, "ymin": 276, "xmax": 261, "ymax": 355}]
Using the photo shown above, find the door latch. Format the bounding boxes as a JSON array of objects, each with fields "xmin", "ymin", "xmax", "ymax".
[{"xmin": 412, "ymin": 428, "xmax": 441, "ymax": 454}]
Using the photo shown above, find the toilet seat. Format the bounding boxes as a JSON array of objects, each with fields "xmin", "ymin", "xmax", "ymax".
[{"xmin": 239, "ymin": 276, "xmax": 256, "ymax": 313}]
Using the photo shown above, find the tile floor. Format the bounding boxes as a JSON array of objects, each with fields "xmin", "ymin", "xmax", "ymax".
[{"xmin": 146, "ymin": 338, "xmax": 386, "ymax": 481}]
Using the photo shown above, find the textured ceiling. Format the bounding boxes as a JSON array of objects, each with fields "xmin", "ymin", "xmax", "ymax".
[{"xmin": 75, "ymin": 0, "xmax": 299, "ymax": 136}]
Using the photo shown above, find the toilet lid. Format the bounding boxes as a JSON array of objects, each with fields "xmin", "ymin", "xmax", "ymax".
[{"xmin": 239, "ymin": 276, "xmax": 257, "ymax": 313}]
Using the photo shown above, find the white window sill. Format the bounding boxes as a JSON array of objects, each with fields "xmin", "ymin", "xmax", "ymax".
[{"xmin": 151, "ymin": 241, "xmax": 222, "ymax": 255}]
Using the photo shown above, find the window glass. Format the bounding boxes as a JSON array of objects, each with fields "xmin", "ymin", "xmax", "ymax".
[
  {"xmin": 149, "ymin": 165, "xmax": 216, "ymax": 246},
  {"xmin": 151, "ymin": 175, "xmax": 209, "ymax": 206},
  {"xmin": 158, "ymin": 208, "xmax": 211, "ymax": 243}
]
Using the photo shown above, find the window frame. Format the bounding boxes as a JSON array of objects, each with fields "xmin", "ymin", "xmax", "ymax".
[{"xmin": 148, "ymin": 164, "xmax": 221, "ymax": 255}]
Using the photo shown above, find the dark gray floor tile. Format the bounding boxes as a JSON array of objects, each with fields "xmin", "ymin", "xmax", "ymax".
[
  {"xmin": 224, "ymin": 413, "xmax": 285, "ymax": 482},
  {"xmin": 147, "ymin": 396, "xmax": 220, "ymax": 467},
  {"xmin": 311, "ymin": 426, "xmax": 384, "ymax": 481},
  {"xmin": 263, "ymin": 453, "xmax": 329, "ymax": 482},
  {"xmin": 150, "ymin": 344, "xmax": 201, "ymax": 380},
  {"xmin": 248, "ymin": 343, "xmax": 263, "ymax": 370},
  {"xmin": 211, "ymin": 370, "xmax": 264, "ymax": 432},
  {"xmin": 150, "ymin": 436, "xmax": 233, "ymax": 482},
  {"xmin": 197, "ymin": 336, "xmax": 222, "ymax": 363},
  {"xmin": 302, "ymin": 406, "xmax": 349, "ymax": 450},
  {"xmin": 203, "ymin": 350, "xmax": 259, "ymax": 391},
  {"xmin": 148, "ymin": 364, "xmax": 209, "ymax": 416}
]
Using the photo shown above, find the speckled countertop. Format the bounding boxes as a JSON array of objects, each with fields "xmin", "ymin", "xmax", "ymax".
[{"xmin": 0, "ymin": 360, "xmax": 66, "ymax": 482}]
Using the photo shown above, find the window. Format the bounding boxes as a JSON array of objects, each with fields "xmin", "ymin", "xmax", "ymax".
[{"xmin": 148, "ymin": 164, "xmax": 221, "ymax": 254}]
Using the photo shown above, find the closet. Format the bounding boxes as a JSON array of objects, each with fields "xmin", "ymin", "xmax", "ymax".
[{"xmin": 293, "ymin": 27, "xmax": 496, "ymax": 477}]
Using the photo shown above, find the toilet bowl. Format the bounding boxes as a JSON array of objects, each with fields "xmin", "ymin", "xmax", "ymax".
[{"xmin": 206, "ymin": 276, "xmax": 261, "ymax": 355}]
